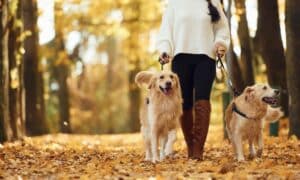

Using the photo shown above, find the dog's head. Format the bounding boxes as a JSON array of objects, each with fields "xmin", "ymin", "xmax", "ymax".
[
  {"xmin": 135, "ymin": 71, "xmax": 180, "ymax": 96},
  {"xmin": 243, "ymin": 84, "xmax": 280, "ymax": 106}
]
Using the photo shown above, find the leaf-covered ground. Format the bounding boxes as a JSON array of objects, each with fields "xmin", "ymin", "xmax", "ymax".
[{"xmin": 1, "ymin": 123, "xmax": 300, "ymax": 179}]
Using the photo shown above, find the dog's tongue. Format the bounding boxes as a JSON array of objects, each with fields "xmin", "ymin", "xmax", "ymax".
[{"xmin": 162, "ymin": 87, "xmax": 172, "ymax": 95}]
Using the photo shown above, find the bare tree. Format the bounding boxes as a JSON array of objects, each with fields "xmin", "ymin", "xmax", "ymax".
[
  {"xmin": 226, "ymin": 0, "xmax": 245, "ymax": 93},
  {"xmin": 48, "ymin": 2, "xmax": 72, "ymax": 133},
  {"xmin": 127, "ymin": 1, "xmax": 142, "ymax": 132},
  {"xmin": 234, "ymin": 0, "xmax": 255, "ymax": 86},
  {"xmin": 0, "ymin": 0, "xmax": 13, "ymax": 142},
  {"xmin": 23, "ymin": 0, "xmax": 48, "ymax": 135},
  {"xmin": 256, "ymin": 0, "xmax": 288, "ymax": 114},
  {"xmin": 285, "ymin": 0, "xmax": 300, "ymax": 138}
]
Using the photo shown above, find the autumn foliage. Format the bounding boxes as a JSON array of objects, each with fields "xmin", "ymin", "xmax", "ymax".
[{"xmin": 1, "ymin": 120, "xmax": 299, "ymax": 179}]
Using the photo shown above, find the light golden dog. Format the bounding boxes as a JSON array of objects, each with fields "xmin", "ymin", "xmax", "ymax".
[
  {"xmin": 135, "ymin": 70, "xmax": 183, "ymax": 163},
  {"xmin": 225, "ymin": 84, "xmax": 284, "ymax": 161}
]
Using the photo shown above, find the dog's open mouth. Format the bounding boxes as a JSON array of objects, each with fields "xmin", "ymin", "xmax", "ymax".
[
  {"xmin": 159, "ymin": 86, "xmax": 172, "ymax": 95},
  {"xmin": 262, "ymin": 96, "xmax": 278, "ymax": 106}
]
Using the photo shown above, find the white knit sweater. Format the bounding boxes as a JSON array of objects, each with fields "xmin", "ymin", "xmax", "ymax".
[{"xmin": 156, "ymin": 0, "xmax": 230, "ymax": 60}]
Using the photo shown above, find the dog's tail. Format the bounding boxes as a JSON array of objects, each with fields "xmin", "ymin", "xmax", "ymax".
[
  {"xmin": 135, "ymin": 71, "xmax": 154, "ymax": 87},
  {"xmin": 263, "ymin": 106, "xmax": 284, "ymax": 123}
]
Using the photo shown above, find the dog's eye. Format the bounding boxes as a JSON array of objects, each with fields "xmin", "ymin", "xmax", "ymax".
[
  {"xmin": 263, "ymin": 86, "xmax": 267, "ymax": 90},
  {"xmin": 170, "ymin": 75, "xmax": 174, "ymax": 79},
  {"xmin": 159, "ymin": 75, "xmax": 164, "ymax": 79}
]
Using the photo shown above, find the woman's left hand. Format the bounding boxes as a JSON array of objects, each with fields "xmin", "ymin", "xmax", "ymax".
[{"xmin": 215, "ymin": 44, "xmax": 226, "ymax": 58}]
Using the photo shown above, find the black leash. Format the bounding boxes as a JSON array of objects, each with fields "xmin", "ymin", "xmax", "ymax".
[
  {"xmin": 216, "ymin": 55, "xmax": 241, "ymax": 97},
  {"xmin": 216, "ymin": 56, "xmax": 254, "ymax": 119}
]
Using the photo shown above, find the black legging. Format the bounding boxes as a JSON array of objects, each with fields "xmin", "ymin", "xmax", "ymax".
[{"xmin": 172, "ymin": 53, "xmax": 216, "ymax": 110}]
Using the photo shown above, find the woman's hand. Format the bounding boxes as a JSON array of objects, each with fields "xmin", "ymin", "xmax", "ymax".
[
  {"xmin": 215, "ymin": 44, "xmax": 226, "ymax": 58},
  {"xmin": 159, "ymin": 52, "xmax": 170, "ymax": 65}
]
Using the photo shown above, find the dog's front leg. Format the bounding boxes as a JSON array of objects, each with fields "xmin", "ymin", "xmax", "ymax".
[
  {"xmin": 165, "ymin": 129, "xmax": 176, "ymax": 156},
  {"xmin": 233, "ymin": 132, "xmax": 244, "ymax": 162},
  {"xmin": 142, "ymin": 126, "xmax": 152, "ymax": 161},
  {"xmin": 257, "ymin": 129, "xmax": 264, "ymax": 158},
  {"xmin": 248, "ymin": 138, "xmax": 256, "ymax": 159},
  {"xmin": 150, "ymin": 130, "xmax": 159, "ymax": 163},
  {"xmin": 159, "ymin": 136, "xmax": 167, "ymax": 161},
  {"xmin": 145, "ymin": 138, "xmax": 152, "ymax": 161}
]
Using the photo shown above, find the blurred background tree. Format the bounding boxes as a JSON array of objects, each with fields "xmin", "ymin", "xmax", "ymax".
[
  {"xmin": 23, "ymin": 0, "xmax": 48, "ymax": 135},
  {"xmin": 1, "ymin": 0, "xmax": 300, "ymax": 142}
]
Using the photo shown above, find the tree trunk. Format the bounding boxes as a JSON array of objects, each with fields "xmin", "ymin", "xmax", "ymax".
[
  {"xmin": 127, "ymin": 2, "xmax": 142, "ymax": 132},
  {"xmin": 286, "ymin": 0, "xmax": 300, "ymax": 138},
  {"xmin": 8, "ymin": 0, "xmax": 25, "ymax": 140},
  {"xmin": 57, "ymin": 63, "xmax": 71, "ymax": 133},
  {"xmin": 0, "ymin": 0, "xmax": 13, "ymax": 142},
  {"xmin": 106, "ymin": 35, "xmax": 118, "ymax": 133},
  {"xmin": 234, "ymin": 0, "xmax": 255, "ymax": 86},
  {"xmin": 52, "ymin": 2, "xmax": 71, "ymax": 133},
  {"xmin": 23, "ymin": 0, "xmax": 48, "ymax": 135},
  {"xmin": 227, "ymin": 45, "xmax": 245, "ymax": 93},
  {"xmin": 256, "ymin": 0, "xmax": 288, "ymax": 115},
  {"xmin": 226, "ymin": 0, "xmax": 245, "ymax": 93},
  {"xmin": 128, "ymin": 66, "xmax": 141, "ymax": 132},
  {"xmin": 52, "ymin": 35, "xmax": 71, "ymax": 133}
]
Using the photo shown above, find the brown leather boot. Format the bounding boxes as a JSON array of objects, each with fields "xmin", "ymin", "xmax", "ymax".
[
  {"xmin": 192, "ymin": 100, "xmax": 211, "ymax": 160},
  {"xmin": 180, "ymin": 109, "xmax": 194, "ymax": 158}
]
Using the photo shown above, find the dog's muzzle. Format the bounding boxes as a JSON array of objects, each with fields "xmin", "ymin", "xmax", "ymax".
[
  {"xmin": 159, "ymin": 81, "xmax": 172, "ymax": 95},
  {"xmin": 263, "ymin": 89, "xmax": 280, "ymax": 106},
  {"xmin": 262, "ymin": 97, "xmax": 277, "ymax": 105}
]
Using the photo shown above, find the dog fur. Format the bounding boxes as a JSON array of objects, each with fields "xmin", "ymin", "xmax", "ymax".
[
  {"xmin": 135, "ymin": 70, "xmax": 183, "ymax": 163},
  {"xmin": 225, "ymin": 84, "xmax": 284, "ymax": 161}
]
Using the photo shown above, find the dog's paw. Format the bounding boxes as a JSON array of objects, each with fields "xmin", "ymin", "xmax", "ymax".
[
  {"xmin": 151, "ymin": 157, "xmax": 160, "ymax": 163},
  {"xmin": 144, "ymin": 157, "xmax": 151, "ymax": 162},
  {"xmin": 165, "ymin": 148, "xmax": 173, "ymax": 156},
  {"xmin": 237, "ymin": 156, "xmax": 245, "ymax": 162},
  {"xmin": 248, "ymin": 153, "xmax": 256, "ymax": 160},
  {"xmin": 257, "ymin": 149, "xmax": 263, "ymax": 158},
  {"xmin": 159, "ymin": 155, "xmax": 166, "ymax": 161}
]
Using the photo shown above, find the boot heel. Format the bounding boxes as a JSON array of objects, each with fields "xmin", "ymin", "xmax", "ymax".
[
  {"xmin": 181, "ymin": 109, "xmax": 194, "ymax": 158},
  {"xmin": 192, "ymin": 100, "xmax": 211, "ymax": 160}
]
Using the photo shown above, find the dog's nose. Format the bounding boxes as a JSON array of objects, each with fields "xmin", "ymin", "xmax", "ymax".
[
  {"xmin": 166, "ymin": 81, "xmax": 172, "ymax": 87},
  {"xmin": 274, "ymin": 89, "xmax": 280, "ymax": 95}
]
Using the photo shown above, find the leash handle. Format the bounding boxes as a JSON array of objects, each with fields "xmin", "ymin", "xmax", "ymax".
[{"xmin": 158, "ymin": 52, "xmax": 169, "ymax": 71}]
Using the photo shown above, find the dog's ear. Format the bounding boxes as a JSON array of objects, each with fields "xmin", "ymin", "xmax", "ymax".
[
  {"xmin": 148, "ymin": 76, "xmax": 157, "ymax": 89},
  {"xmin": 244, "ymin": 87, "xmax": 255, "ymax": 101},
  {"xmin": 135, "ymin": 71, "xmax": 155, "ymax": 87}
]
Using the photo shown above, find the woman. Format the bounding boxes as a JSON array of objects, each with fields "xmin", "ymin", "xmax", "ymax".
[{"xmin": 156, "ymin": 0, "xmax": 230, "ymax": 160}]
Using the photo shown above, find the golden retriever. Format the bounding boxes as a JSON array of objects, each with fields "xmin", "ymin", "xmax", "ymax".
[
  {"xmin": 225, "ymin": 84, "xmax": 284, "ymax": 161},
  {"xmin": 135, "ymin": 70, "xmax": 183, "ymax": 163}
]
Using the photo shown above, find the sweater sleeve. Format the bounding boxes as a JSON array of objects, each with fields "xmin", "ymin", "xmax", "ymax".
[
  {"xmin": 212, "ymin": 0, "xmax": 230, "ymax": 52},
  {"xmin": 156, "ymin": 1, "xmax": 174, "ymax": 56}
]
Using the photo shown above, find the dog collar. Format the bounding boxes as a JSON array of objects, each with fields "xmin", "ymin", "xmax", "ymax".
[{"xmin": 232, "ymin": 102, "xmax": 255, "ymax": 120}]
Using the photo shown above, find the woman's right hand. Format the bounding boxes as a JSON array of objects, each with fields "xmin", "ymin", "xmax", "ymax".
[{"xmin": 159, "ymin": 52, "xmax": 170, "ymax": 65}]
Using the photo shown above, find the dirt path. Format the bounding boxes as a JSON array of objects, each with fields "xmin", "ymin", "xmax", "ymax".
[{"xmin": 1, "ymin": 124, "xmax": 299, "ymax": 179}]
